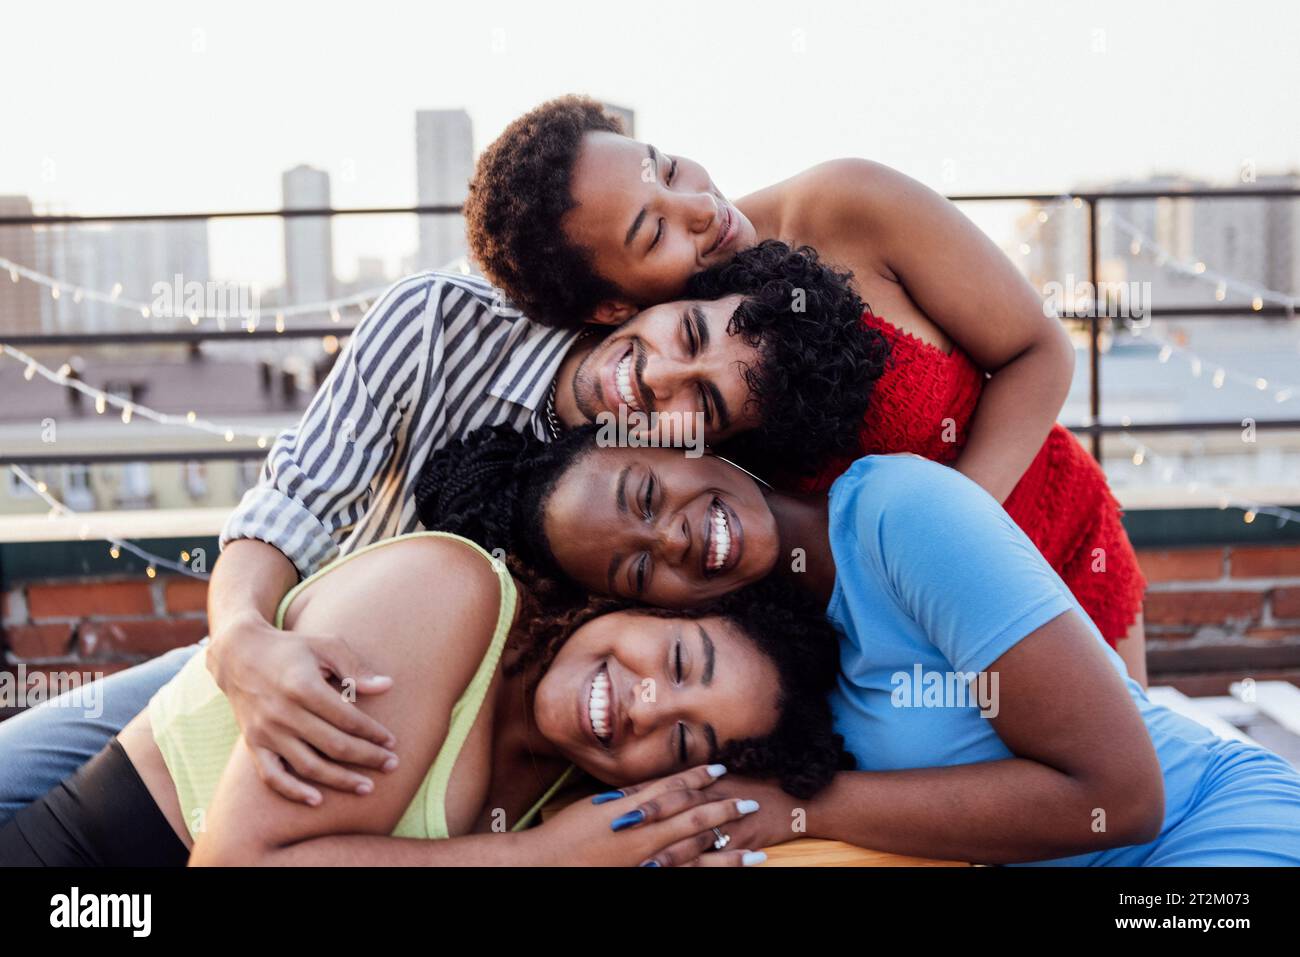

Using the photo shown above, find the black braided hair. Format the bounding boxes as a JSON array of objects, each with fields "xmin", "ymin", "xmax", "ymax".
[{"xmin": 413, "ymin": 424, "xmax": 600, "ymax": 588}]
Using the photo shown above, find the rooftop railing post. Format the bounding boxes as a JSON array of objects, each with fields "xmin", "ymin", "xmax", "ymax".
[
  {"xmin": 1087, "ymin": 196, "xmax": 1102, "ymax": 462},
  {"xmin": 2, "ymin": 188, "xmax": 1297, "ymax": 468}
]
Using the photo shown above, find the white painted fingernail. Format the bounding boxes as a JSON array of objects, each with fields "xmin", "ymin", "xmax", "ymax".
[
  {"xmin": 736, "ymin": 799, "xmax": 760, "ymax": 814},
  {"xmin": 707, "ymin": 764, "xmax": 727, "ymax": 777},
  {"xmin": 742, "ymin": 851, "xmax": 767, "ymax": 867}
]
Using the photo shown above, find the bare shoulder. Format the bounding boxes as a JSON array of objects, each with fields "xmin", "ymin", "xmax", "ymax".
[
  {"xmin": 789, "ymin": 159, "xmax": 935, "ymax": 221},
  {"xmin": 288, "ymin": 535, "xmax": 507, "ymax": 689}
]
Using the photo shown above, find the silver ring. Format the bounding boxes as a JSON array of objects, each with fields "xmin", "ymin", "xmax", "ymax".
[{"xmin": 711, "ymin": 827, "xmax": 731, "ymax": 851}]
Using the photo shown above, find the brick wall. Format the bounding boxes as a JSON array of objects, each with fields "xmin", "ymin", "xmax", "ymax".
[
  {"xmin": 2, "ymin": 543, "xmax": 1299, "ymax": 719},
  {"xmin": 2, "ymin": 575, "xmax": 209, "ymax": 718},
  {"xmin": 1139, "ymin": 543, "xmax": 1300, "ymax": 694}
]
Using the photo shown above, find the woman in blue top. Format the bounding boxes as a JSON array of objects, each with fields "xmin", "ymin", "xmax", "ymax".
[{"xmin": 417, "ymin": 426, "xmax": 1300, "ymax": 865}]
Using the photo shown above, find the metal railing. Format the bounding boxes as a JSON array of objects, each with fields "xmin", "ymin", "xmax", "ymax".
[{"xmin": 2, "ymin": 188, "xmax": 1298, "ymax": 468}]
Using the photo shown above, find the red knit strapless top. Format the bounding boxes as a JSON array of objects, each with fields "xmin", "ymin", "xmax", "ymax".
[{"xmin": 801, "ymin": 310, "xmax": 1146, "ymax": 644}]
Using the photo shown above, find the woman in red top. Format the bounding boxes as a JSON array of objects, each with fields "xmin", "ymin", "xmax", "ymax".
[{"xmin": 466, "ymin": 95, "xmax": 1148, "ymax": 684}]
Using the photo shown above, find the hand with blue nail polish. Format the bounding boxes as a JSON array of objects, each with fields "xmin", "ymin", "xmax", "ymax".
[{"xmin": 522, "ymin": 764, "xmax": 756, "ymax": 867}]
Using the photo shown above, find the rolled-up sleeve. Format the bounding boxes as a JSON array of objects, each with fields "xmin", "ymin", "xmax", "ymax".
[{"xmin": 220, "ymin": 275, "xmax": 437, "ymax": 578}]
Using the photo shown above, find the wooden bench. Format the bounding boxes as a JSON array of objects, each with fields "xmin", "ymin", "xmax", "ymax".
[{"xmin": 760, "ymin": 839, "xmax": 968, "ymax": 867}]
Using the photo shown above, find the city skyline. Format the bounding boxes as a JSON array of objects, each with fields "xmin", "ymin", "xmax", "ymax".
[{"xmin": 2, "ymin": 0, "xmax": 1296, "ymax": 287}]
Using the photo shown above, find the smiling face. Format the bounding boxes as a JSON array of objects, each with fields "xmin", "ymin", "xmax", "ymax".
[
  {"xmin": 532, "ymin": 609, "xmax": 780, "ymax": 786},
  {"xmin": 564, "ymin": 131, "xmax": 760, "ymax": 309},
  {"xmin": 542, "ymin": 445, "xmax": 779, "ymax": 607},
  {"xmin": 570, "ymin": 294, "xmax": 764, "ymax": 444}
]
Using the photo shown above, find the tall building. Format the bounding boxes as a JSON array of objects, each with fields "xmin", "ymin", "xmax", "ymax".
[
  {"xmin": 415, "ymin": 109, "xmax": 473, "ymax": 271},
  {"xmin": 32, "ymin": 219, "xmax": 209, "ymax": 334},
  {"xmin": 282, "ymin": 164, "xmax": 335, "ymax": 305},
  {"xmin": 602, "ymin": 102, "xmax": 635, "ymax": 138},
  {"xmin": 0, "ymin": 196, "xmax": 43, "ymax": 335},
  {"xmin": 1020, "ymin": 173, "xmax": 1299, "ymax": 312}
]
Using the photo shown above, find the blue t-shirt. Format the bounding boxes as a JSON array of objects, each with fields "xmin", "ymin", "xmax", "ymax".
[{"xmin": 825, "ymin": 454, "xmax": 1232, "ymax": 866}]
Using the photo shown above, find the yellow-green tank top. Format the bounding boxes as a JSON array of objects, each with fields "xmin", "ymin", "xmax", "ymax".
[{"xmin": 148, "ymin": 531, "xmax": 574, "ymax": 842}]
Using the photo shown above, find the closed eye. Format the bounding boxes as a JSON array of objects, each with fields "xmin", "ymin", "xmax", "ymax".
[
  {"xmin": 666, "ymin": 157, "xmax": 678, "ymax": 185},
  {"xmin": 649, "ymin": 218, "xmax": 665, "ymax": 251}
]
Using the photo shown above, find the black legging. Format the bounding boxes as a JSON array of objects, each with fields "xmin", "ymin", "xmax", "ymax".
[{"xmin": 0, "ymin": 737, "xmax": 188, "ymax": 866}]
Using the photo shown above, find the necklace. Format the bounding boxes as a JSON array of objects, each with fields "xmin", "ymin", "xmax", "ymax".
[{"xmin": 544, "ymin": 329, "xmax": 594, "ymax": 440}]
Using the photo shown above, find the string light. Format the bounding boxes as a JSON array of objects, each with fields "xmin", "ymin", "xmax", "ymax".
[
  {"xmin": 0, "ymin": 254, "xmax": 396, "ymax": 329},
  {"xmin": 1118, "ymin": 434, "xmax": 1300, "ymax": 529},
  {"xmin": 0, "ymin": 343, "xmax": 275, "ymax": 445},
  {"xmin": 9, "ymin": 464, "xmax": 207, "ymax": 580},
  {"xmin": 1108, "ymin": 212, "xmax": 1298, "ymax": 312},
  {"xmin": 1029, "ymin": 196, "xmax": 1299, "ymax": 316}
]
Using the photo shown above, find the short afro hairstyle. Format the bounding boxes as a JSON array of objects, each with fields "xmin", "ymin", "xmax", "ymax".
[{"xmin": 466, "ymin": 95, "xmax": 627, "ymax": 327}]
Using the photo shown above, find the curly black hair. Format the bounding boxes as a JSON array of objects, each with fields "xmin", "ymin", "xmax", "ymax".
[
  {"xmin": 687, "ymin": 239, "xmax": 890, "ymax": 477},
  {"xmin": 512, "ymin": 577, "xmax": 853, "ymax": 800},
  {"xmin": 466, "ymin": 95, "xmax": 627, "ymax": 327}
]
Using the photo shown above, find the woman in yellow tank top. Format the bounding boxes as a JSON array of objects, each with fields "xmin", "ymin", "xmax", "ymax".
[{"xmin": 0, "ymin": 531, "xmax": 847, "ymax": 867}]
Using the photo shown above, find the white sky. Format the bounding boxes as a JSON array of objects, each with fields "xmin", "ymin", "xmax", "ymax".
[{"xmin": 3, "ymin": 0, "xmax": 1297, "ymax": 285}]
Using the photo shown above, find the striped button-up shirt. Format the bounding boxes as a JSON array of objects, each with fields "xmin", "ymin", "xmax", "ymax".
[{"xmin": 220, "ymin": 272, "xmax": 581, "ymax": 578}]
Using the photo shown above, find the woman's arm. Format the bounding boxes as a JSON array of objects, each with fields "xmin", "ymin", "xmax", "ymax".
[
  {"xmin": 811, "ymin": 159, "xmax": 1075, "ymax": 502},
  {"xmin": 191, "ymin": 761, "xmax": 762, "ymax": 867},
  {"xmin": 191, "ymin": 538, "xmax": 505, "ymax": 864},
  {"xmin": 189, "ymin": 541, "xmax": 764, "ymax": 867},
  {"xmin": 709, "ymin": 611, "xmax": 1164, "ymax": 863},
  {"xmin": 707, "ymin": 458, "xmax": 1163, "ymax": 862},
  {"xmin": 805, "ymin": 611, "xmax": 1164, "ymax": 863}
]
